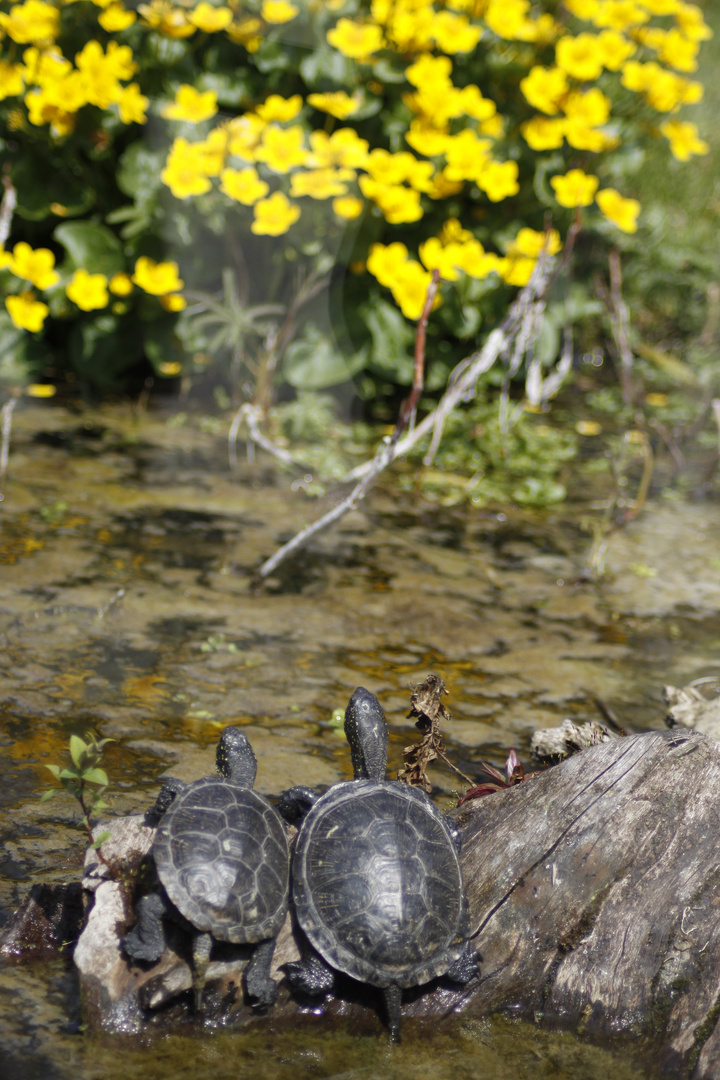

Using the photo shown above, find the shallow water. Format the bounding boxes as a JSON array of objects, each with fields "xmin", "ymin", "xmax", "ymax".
[{"xmin": 1, "ymin": 399, "xmax": 719, "ymax": 1078}]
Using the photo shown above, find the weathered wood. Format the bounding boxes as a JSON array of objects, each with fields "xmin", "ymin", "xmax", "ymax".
[{"xmin": 5, "ymin": 729, "xmax": 720, "ymax": 1076}]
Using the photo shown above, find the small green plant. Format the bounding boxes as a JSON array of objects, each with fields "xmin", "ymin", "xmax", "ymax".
[{"xmin": 41, "ymin": 732, "xmax": 118, "ymax": 879}]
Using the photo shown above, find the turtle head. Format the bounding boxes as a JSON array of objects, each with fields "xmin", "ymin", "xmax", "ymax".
[
  {"xmin": 216, "ymin": 727, "xmax": 257, "ymax": 787},
  {"xmin": 344, "ymin": 687, "xmax": 388, "ymax": 782}
]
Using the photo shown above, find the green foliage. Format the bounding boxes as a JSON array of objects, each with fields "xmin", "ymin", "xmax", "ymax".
[{"xmin": 42, "ymin": 733, "xmax": 113, "ymax": 850}]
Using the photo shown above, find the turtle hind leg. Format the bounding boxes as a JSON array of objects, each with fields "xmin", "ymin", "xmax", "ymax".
[
  {"xmin": 383, "ymin": 984, "xmax": 402, "ymax": 1043},
  {"xmin": 192, "ymin": 931, "xmax": 213, "ymax": 1014},
  {"xmin": 446, "ymin": 941, "xmax": 481, "ymax": 985},
  {"xmin": 122, "ymin": 891, "xmax": 170, "ymax": 963},
  {"xmin": 244, "ymin": 937, "xmax": 279, "ymax": 1008},
  {"xmin": 283, "ymin": 950, "xmax": 334, "ymax": 996}
]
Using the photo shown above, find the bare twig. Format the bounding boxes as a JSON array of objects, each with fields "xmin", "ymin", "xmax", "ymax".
[
  {"xmin": 229, "ymin": 402, "xmax": 297, "ymax": 470},
  {"xmin": 605, "ymin": 250, "xmax": 637, "ymax": 406},
  {"xmin": 0, "ymin": 396, "xmax": 17, "ymax": 492},
  {"xmin": 0, "ymin": 171, "xmax": 16, "ymax": 248}
]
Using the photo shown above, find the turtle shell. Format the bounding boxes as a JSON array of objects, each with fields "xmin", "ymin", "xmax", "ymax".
[
  {"xmin": 292, "ymin": 780, "xmax": 470, "ymax": 989},
  {"xmin": 154, "ymin": 777, "xmax": 289, "ymax": 943}
]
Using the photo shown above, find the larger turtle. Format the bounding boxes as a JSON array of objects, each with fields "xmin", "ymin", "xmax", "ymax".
[
  {"xmin": 278, "ymin": 687, "xmax": 478, "ymax": 1040},
  {"xmin": 123, "ymin": 728, "xmax": 289, "ymax": 1011}
]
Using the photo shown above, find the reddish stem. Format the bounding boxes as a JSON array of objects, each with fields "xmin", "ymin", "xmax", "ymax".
[{"xmin": 396, "ymin": 269, "xmax": 439, "ymax": 438}]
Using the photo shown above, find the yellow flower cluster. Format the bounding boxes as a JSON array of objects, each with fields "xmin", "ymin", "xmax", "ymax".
[{"xmin": 1, "ymin": 245, "xmax": 185, "ymax": 331}]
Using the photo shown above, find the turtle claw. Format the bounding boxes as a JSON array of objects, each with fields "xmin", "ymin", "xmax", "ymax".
[{"xmin": 283, "ymin": 953, "xmax": 334, "ymax": 997}]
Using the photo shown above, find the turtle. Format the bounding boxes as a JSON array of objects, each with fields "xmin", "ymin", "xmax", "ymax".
[
  {"xmin": 122, "ymin": 727, "xmax": 290, "ymax": 1011},
  {"xmin": 277, "ymin": 687, "xmax": 479, "ymax": 1041}
]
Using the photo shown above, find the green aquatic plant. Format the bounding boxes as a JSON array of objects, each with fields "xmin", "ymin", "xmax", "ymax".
[{"xmin": 41, "ymin": 732, "xmax": 118, "ymax": 878}]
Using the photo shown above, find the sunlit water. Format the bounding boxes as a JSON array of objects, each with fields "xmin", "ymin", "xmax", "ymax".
[{"xmin": 2, "ymin": 400, "xmax": 720, "ymax": 1079}]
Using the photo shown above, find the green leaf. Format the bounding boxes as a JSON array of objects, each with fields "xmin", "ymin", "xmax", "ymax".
[
  {"xmin": 12, "ymin": 153, "xmax": 95, "ymax": 221},
  {"xmin": 81, "ymin": 767, "xmax": 109, "ymax": 786},
  {"xmin": 282, "ymin": 324, "xmax": 368, "ymax": 390},
  {"xmin": 0, "ymin": 312, "xmax": 28, "ymax": 381},
  {"xmin": 91, "ymin": 831, "xmax": 111, "ymax": 849},
  {"xmin": 40, "ymin": 789, "xmax": 57, "ymax": 802},
  {"xmin": 69, "ymin": 734, "xmax": 88, "ymax": 769},
  {"xmin": 300, "ymin": 47, "xmax": 354, "ymax": 86},
  {"xmin": 58, "ymin": 766, "xmax": 81, "ymax": 781},
  {"xmin": 45, "ymin": 764, "xmax": 62, "ymax": 779},
  {"xmin": 361, "ymin": 299, "xmax": 415, "ymax": 385},
  {"xmin": 116, "ymin": 141, "xmax": 165, "ymax": 201},
  {"xmin": 54, "ymin": 222, "xmax": 125, "ymax": 277}
]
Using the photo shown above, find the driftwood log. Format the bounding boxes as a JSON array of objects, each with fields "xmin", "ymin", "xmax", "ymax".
[{"xmin": 4, "ymin": 728, "xmax": 720, "ymax": 1078}]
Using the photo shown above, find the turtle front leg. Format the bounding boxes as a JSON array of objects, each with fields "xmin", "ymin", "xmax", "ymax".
[
  {"xmin": 283, "ymin": 948, "xmax": 334, "ymax": 996},
  {"xmin": 122, "ymin": 890, "xmax": 171, "ymax": 963},
  {"xmin": 192, "ymin": 931, "xmax": 213, "ymax": 1014},
  {"xmin": 383, "ymin": 984, "xmax": 403, "ymax": 1043},
  {"xmin": 244, "ymin": 936, "xmax": 279, "ymax": 1008}
]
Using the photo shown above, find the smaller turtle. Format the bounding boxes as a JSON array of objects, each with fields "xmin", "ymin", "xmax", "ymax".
[
  {"xmin": 278, "ymin": 687, "xmax": 478, "ymax": 1041},
  {"xmin": 123, "ymin": 728, "xmax": 290, "ymax": 1011}
]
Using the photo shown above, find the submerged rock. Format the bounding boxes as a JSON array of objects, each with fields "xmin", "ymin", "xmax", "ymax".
[{"xmin": 664, "ymin": 680, "xmax": 720, "ymax": 740}]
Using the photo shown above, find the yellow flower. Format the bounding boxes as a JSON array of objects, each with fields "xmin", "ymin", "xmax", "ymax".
[
  {"xmin": 332, "ymin": 196, "xmax": 364, "ymax": 219},
  {"xmin": 443, "ymin": 130, "xmax": 493, "ymax": 182},
  {"xmin": 157, "ymin": 360, "xmax": 183, "ymax": 373},
  {"xmin": 656, "ymin": 28, "xmax": 699, "ymax": 73},
  {"xmin": 138, "ymin": 1, "xmax": 196, "ymax": 38},
  {"xmin": 255, "ymin": 125, "xmax": 307, "ymax": 173},
  {"xmin": 564, "ymin": 122, "xmax": 611, "ymax": 151},
  {"xmin": 109, "ymin": 273, "xmax": 133, "ymax": 296},
  {"xmin": 251, "ymin": 192, "xmax": 301, "ymax": 236},
  {"xmin": 405, "ymin": 120, "xmax": 451, "ymax": 157},
  {"xmin": 255, "ymin": 94, "xmax": 303, "ymax": 123},
  {"xmin": 226, "ymin": 16, "xmax": 263, "ymax": 48},
  {"xmin": 133, "ymin": 257, "xmax": 184, "ymax": 294},
  {"xmin": 366, "ymin": 241, "xmax": 409, "ymax": 287},
  {"xmin": 575, "ymin": 419, "xmax": 602, "ymax": 436},
  {"xmin": 418, "ymin": 237, "xmax": 464, "ymax": 281},
  {"xmin": 563, "ymin": 0, "xmax": 600, "ymax": 16},
  {"xmin": 477, "ymin": 160, "xmax": 519, "ymax": 202},
  {"xmin": 0, "ymin": 1, "xmax": 59, "ymax": 45},
  {"xmin": 550, "ymin": 168, "xmax": 599, "ymax": 207},
  {"xmin": 390, "ymin": 261, "xmax": 435, "ymax": 320},
  {"xmin": 290, "ymin": 168, "xmax": 351, "ymax": 199},
  {"xmin": 118, "ymin": 84, "xmax": 149, "ymax": 125},
  {"xmin": 6, "ymin": 242, "xmax": 59, "ymax": 289},
  {"xmin": 161, "ymin": 138, "xmax": 213, "ymax": 198},
  {"xmin": 555, "ymin": 33, "xmax": 605, "ymax": 81},
  {"xmin": 365, "ymin": 148, "xmax": 416, "ymax": 185},
  {"xmin": 485, "ymin": 0, "xmax": 531, "ymax": 40},
  {"xmin": 520, "ymin": 66, "xmax": 569, "ymax": 115},
  {"xmin": 327, "ymin": 19, "xmax": 385, "ymax": 61},
  {"xmin": 405, "ymin": 53, "xmax": 453, "ymax": 91},
  {"xmin": 502, "ymin": 257, "xmax": 536, "ymax": 286},
  {"xmin": 308, "ymin": 128, "xmax": 369, "ymax": 169},
  {"xmin": 592, "ymin": 1, "xmax": 649, "ymax": 30},
  {"xmin": 163, "ymin": 85, "xmax": 218, "ymax": 122},
  {"xmin": 674, "ymin": 3, "xmax": 712, "ymax": 42},
  {"xmin": 597, "ymin": 29, "xmax": 636, "ymax": 70},
  {"xmin": 26, "ymin": 382, "xmax": 56, "ymax": 397},
  {"xmin": 508, "ymin": 228, "xmax": 562, "ymax": 258},
  {"xmin": 358, "ymin": 177, "xmax": 424, "ymax": 224},
  {"xmin": 438, "ymin": 218, "xmax": 473, "ymax": 245},
  {"xmin": 521, "ymin": 116, "xmax": 565, "ymax": 150},
  {"xmin": 261, "ymin": 0, "xmax": 298, "ymax": 23},
  {"xmin": 189, "ymin": 3, "xmax": 233, "ymax": 32},
  {"xmin": 458, "ymin": 85, "xmax": 497, "ymax": 122},
  {"xmin": 563, "ymin": 87, "xmax": 611, "ymax": 126},
  {"xmin": 0, "ymin": 61, "xmax": 26, "ymax": 100},
  {"xmin": 6, "ymin": 291, "xmax": 49, "ymax": 332},
  {"xmin": 159, "ymin": 294, "xmax": 186, "ymax": 312},
  {"xmin": 596, "ymin": 188, "xmax": 640, "ymax": 232},
  {"xmin": 98, "ymin": 3, "xmax": 136, "ymax": 31},
  {"xmin": 660, "ymin": 118, "xmax": 709, "ymax": 161},
  {"xmin": 195, "ymin": 129, "xmax": 228, "ymax": 176},
  {"xmin": 431, "ymin": 10, "xmax": 482, "ymax": 53},
  {"xmin": 226, "ymin": 114, "xmax": 265, "ymax": 159},
  {"xmin": 306, "ymin": 91, "xmax": 362, "ymax": 120},
  {"xmin": 220, "ymin": 166, "xmax": 269, "ymax": 204},
  {"xmin": 66, "ymin": 269, "xmax": 110, "ymax": 311}
]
